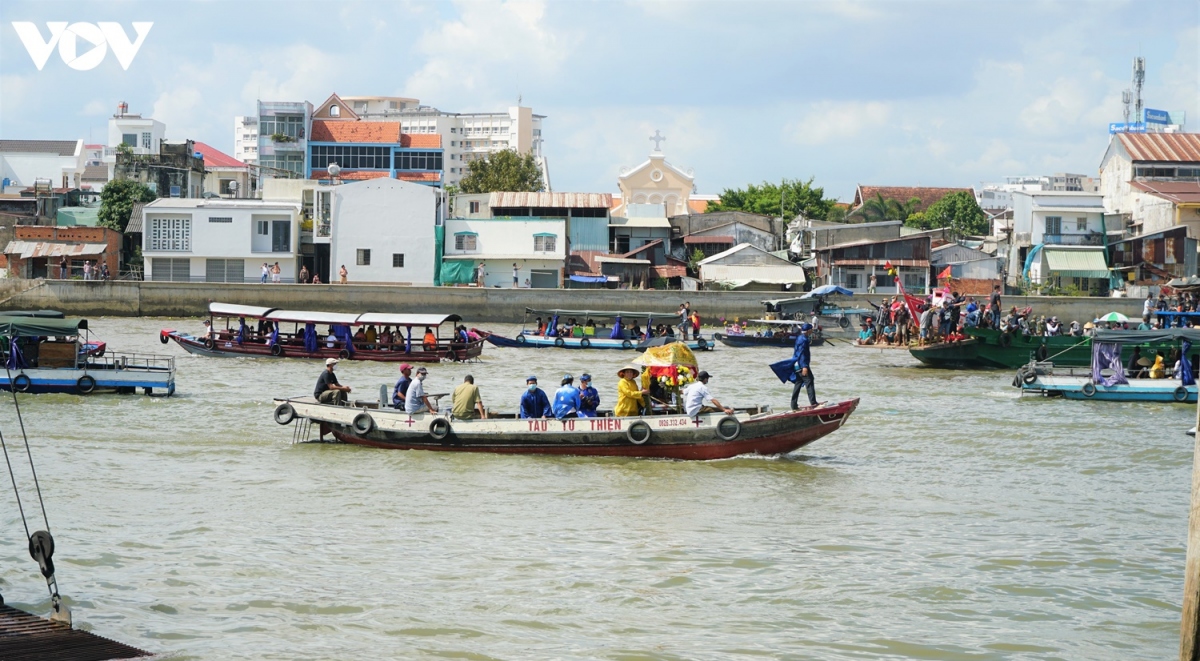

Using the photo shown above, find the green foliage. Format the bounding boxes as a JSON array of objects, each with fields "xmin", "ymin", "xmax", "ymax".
[
  {"xmin": 686, "ymin": 248, "xmax": 706, "ymax": 274},
  {"xmin": 825, "ymin": 205, "xmax": 848, "ymax": 223},
  {"xmin": 270, "ymin": 132, "xmax": 294, "ymax": 143},
  {"xmin": 919, "ymin": 191, "xmax": 988, "ymax": 238},
  {"xmin": 98, "ymin": 178, "xmax": 156, "ymax": 232},
  {"xmin": 855, "ymin": 193, "xmax": 921, "ymax": 222},
  {"xmin": 903, "ymin": 211, "xmax": 931, "ymax": 230},
  {"xmin": 707, "ymin": 177, "xmax": 834, "ymax": 221},
  {"xmin": 115, "ymin": 142, "xmax": 133, "ymax": 156},
  {"xmin": 444, "ymin": 184, "xmax": 459, "ymax": 215},
  {"xmin": 458, "ymin": 149, "xmax": 543, "ymax": 194}
]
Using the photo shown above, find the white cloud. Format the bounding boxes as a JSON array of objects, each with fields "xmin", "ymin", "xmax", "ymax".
[{"xmin": 787, "ymin": 101, "xmax": 891, "ymax": 146}]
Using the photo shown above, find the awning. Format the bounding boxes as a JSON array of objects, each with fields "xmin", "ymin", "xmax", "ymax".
[
  {"xmin": 209, "ymin": 303, "xmax": 277, "ymax": 318},
  {"xmin": 355, "ymin": 313, "xmax": 461, "ymax": 327},
  {"xmin": 1044, "ymin": 248, "xmax": 1110, "ymax": 279},
  {"xmin": 683, "ymin": 235, "xmax": 733, "ymax": 244},
  {"xmin": 2, "ymin": 240, "xmax": 108, "ymax": 259},
  {"xmin": 569, "ymin": 275, "xmax": 607, "ymax": 283}
]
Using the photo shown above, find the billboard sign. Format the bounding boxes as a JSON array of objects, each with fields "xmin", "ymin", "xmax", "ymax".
[
  {"xmin": 1109, "ymin": 122, "xmax": 1147, "ymax": 134},
  {"xmin": 1144, "ymin": 108, "xmax": 1170, "ymax": 124}
]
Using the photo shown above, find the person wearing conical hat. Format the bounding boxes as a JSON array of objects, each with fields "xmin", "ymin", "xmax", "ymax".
[{"xmin": 615, "ymin": 364, "xmax": 648, "ymax": 417}]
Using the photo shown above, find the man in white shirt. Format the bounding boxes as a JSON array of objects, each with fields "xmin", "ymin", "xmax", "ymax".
[
  {"xmin": 683, "ymin": 371, "xmax": 734, "ymax": 418},
  {"xmin": 405, "ymin": 367, "xmax": 435, "ymax": 414}
]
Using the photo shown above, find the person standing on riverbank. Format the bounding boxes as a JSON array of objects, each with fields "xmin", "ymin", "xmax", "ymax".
[
  {"xmin": 299, "ymin": 265, "xmax": 309, "ymax": 283},
  {"xmin": 791, "ymin": 323, "xmax": 817, "ymax": 410},
  {"xmin": 512, "ymin": 263, "xmax": 519, "ymax": 288},
  {"xmin": 339, "ymin": 265, "xmax": 348, "ymax": 284}
]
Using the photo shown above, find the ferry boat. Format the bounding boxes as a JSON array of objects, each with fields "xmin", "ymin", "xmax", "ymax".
[
  {"xmin": 272, "ymin": 397, "xmax": 859, "ymax": 460},
  {"xmin": 1014, "ymin": 328, "xmax": 1200, "ymax": 402},
  {"xmin": 0, "ymin": 315, "xmax": 175, "ymax": 395},
  {"xmin": 713, "ymin": 319, "xmax": 826, "ymax": 347},
  {"xmin": 476, "ymin": 308, "xmax": 713, "ymax": 351},
  {"xmin": 160, "ymin": 303, "xmax": 483, "ymax": 363},
  {"xmin": 909, "ymin": 326, "xmax": 1188, "ymax": 369}
]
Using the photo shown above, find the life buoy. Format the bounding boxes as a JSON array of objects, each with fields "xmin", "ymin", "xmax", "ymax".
[
  {"xmin": 1175, "ymin": 386, "xmax": 1190, "ymax": 402},
  {"xmin": 715, "ymin": 416, "xmax": 741, "ymax": 441},
  {"xmin": 621, "ymin": 340, "xmax": 633, "ymax": 349},
  {"xmin": 271, "ymin": 344, "xmax": 284, "ymax": 357},
  {"xmin": 838, "ymin": 317, "xmax": 851, "ymax": 329},
  {"xmin": 1081, "ymin": 381, "xmax": 1096, "ymax": 397},
  {"xmin": 554, "ymin": 337, "xmax": 566, "ymax": 348},
  {"xmin": 159, "ymin": 332, "xmax": 170, "ymax": 345},
  {"xmin": 580, "ymin": 338, "xmax": 591, "ymax": 348},
  {"xmin": 515, "ymin": 334, "xmax": 527, "ymax": 345},
  {"xmin": 1022, "ymin": 370, "xmax": 1038, "ymax": 385},
  {"xmin": 203, "ymin": 338, "xmax": 215, "ymax": 349},
  {"xmin": 274, "ymin": 403, "xmax": 296, "ymax": 425},
  {"xmin": 696, "ymin": 338, "xmax": 708, "ymax": 350},
  {"xmin": 1035, "ymin": 344, "xmax": 1048, "ymax": 361},
  {"xmin": 626, "ymin": 421, "xmax": 651, "ymax": 445},
  {"xmin": 76, "ymin": 375, "xmax": 96, "ymax": 395},
  {"xmin": 339, "ymin": 349, "xmax": 351, "ymax": 359},
  {"xmin": 352, "ymin": 412, "xmax": 374, "ymax": 435},
  {"xmin": 429, "ymin": 417, "xmax": 451, "ymax": 440},
  {"xmin": 12, "ymin": 374, "xmax": 31, "ymax": 393},
  {"xmin": 998, "ymin": 333, "xmax": 1012, "ymax": 348}
]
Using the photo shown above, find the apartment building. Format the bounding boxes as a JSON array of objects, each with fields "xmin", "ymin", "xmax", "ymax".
[{"xmin": 234, "ymin": 116, "xmax": 259, "ymax": 165}]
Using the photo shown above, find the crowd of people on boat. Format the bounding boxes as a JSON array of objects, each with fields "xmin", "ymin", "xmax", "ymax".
[
  {"xmin": 527, "ymin": 303, "xmax": 702, "ymax": 342},
  {"xmin": 199, "ymin": 317, "xmax": 480, "ymax": 353}
]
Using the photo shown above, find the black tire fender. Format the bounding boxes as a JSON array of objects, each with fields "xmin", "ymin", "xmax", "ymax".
[
  {"xmin": 838, "ymin": 317, "xmax": 851, "ymax": 329},
  {"xmin": 716, "ymin": 415, "xmax": 741, "ymax": 441},
  {"xmin": 515, "ymin": 334, "xmax": 527, "ymax": 345},
  {"xmin": 159, "ymin": 332, "xmax": 170, "ymax": 344},
  {"xmin": 76, "ymin": 374, "xmax": 96, "ymax": 395},
  {"xmin": 352, "ymin": 412, "xmax": 374, "ymax": 435},
  {"xmin": 626, "ymin": 421, "xmax": 651, "ymax": 445},
  {"xmin": 271, "ymin": 344, "xmax": 284, "ymax": 357},
  {"xmin": 12, "ymin": 374, "xmax": 32, "ymax": 393},
  {"xmin": 621, "ymin": 340, "xmax": 633, "ymax": 349},
  {"xmin": 1022, "ymin": 370, "xmax": 1038, "ymax": 385},
  {"xmin": 580, "ymin": 338, "xmax": 591, "ymax": 348},
  {"xmin": 339, "ymin": 349, "xmax": 351, "ymax": 360},
  {"xmin": 203, "ymin": 338, "xmax": 215, "ymax": 349},
  {"xmin": 1081, "ymin": 381, "xmax": 1097, "ymax": 397},
  {"xmin": 1036, "ymin": 344, "xmax": 1048, "ymax": 361},
  {"xmin": 998, "ymin": 333, "xmax": 1012, "ymax": 348},
  {"xmin": 274, "ymin": 403, "xmax": 296, "ymax": 425},
  {"xmin": 554, "ymin": 337, "xmax": 565, "ymax": 348},
  {"xmin": 696, "ymin": 338, "xmax": 708, "ymax": 350},
  {"xmin": 429, "ymin": 417, "xmax": 451, "ymax": 440},
  {"xmin": 1175, "ymin": 386, "xmax": 1190, "ymax": 402}
]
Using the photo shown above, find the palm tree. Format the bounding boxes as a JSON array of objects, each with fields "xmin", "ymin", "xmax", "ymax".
[{"xmin": 854, "ymin": 194, "xmax": 922, "ymax": 222}]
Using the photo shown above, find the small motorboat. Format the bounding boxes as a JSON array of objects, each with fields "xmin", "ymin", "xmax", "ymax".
[
  {"xmin": 713, "ymin": 320, "xmax": 825, "ymax": 348},
  {"xmin": 477, "ymin": 308, "xmax": 713, "ymax": 351}
]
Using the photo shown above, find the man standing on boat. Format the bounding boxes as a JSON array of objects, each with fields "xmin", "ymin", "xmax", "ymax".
[
  {"xmin": 315, "ymin": 358, "xmax": 351, "ymax": 405},
  {"xmin": 519, "ymin": 376, "xmax": 552, "ymax": 419},
  {"xmin": 791, "ymin": 323, "xmax": 818, "ymax": 410}
]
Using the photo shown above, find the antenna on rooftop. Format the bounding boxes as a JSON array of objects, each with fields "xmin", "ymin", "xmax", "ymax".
[
  {"xmin": 1132, "ymin": 57, "xmax": 1145, "ymax": 123},
  {"xmin": 1121, "ymin": 90, "xmax": 1132, "ymax": 125}
]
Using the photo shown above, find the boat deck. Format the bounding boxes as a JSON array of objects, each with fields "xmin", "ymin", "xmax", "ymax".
[{"xmin": 0, "ymin": 603, "xmax": 150, "ymax": 660}]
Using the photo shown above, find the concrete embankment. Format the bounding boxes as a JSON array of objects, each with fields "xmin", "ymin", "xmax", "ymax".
[{"xmin": 0, "ymin": 279, "xmax": 1149, "ymax": 324}]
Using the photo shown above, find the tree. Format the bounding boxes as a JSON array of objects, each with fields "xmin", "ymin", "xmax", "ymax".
[
  {"xmin": 458, "ymin": 149, "xmax": 543, "ymax": 194},
  {"xmin": 98, "ymin": 178, "xmax": 156, "ymax": 232},
  {"xmin": 443, "ymin": 183, "xmax": 459, "ymax": 215},
  {"xmin": 825, "ymin": 205, "xmax": 848, "ymax": 223},
  {"xmin": 917, "ymin": 191, "xmax": 988, "ymax": 238},
  {"xmin": 686, "ymin": 247, "xmax": 706, "ymax": 275},
  {"xmin": 854, "ymin": 193, "xmax": 921, "ymax": 222},
  {"xmin": 706, "ymin": 177, "xmax": 834, "ymax": 221}
]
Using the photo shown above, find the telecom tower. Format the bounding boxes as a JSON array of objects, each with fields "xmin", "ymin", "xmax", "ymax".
[{"xmin": 1132, "ymin": 57, "xmax": 1145, "ymax": 123}]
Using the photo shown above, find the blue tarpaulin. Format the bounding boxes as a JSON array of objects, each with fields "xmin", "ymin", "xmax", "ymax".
[
  {"xmin": 1183, "ymin": 339, "xmax": 1195, "ymax": 386},
  {"xmin": 569, "ymin": 275, "xmax": 607, "ymax": 283},
  {"xmin": 304, "ymin": 323, "xmax": 318, "ymax": 353},
  {"xmin": 7, "ymin": 338, "xmax": 25, "ymax": 371}
]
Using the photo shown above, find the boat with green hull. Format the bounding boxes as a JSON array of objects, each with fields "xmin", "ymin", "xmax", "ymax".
[{"xmin": 910, "ymin": 327, "xmax": 1178, "ymax": 369}]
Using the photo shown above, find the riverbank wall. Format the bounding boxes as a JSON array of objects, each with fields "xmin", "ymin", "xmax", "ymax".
[{"xmin": 0, "ymin": 279, "xmax": 1150, "ymax": 324}]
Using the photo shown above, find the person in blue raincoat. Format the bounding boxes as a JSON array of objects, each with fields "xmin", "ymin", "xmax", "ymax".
[
  {"xmin": 791, "ymin": 323, "xmax": 817, "ymax": 409},
  {"xmin": 519, "ymin": 376, "xmax": 553, "ymax": 419},
  {"xmin": 552, "ymin": 374, "xmax": 582, "ymax": 419},
  {"xmin": 577, "ymin": 374, "xmax": 600, "ymax": 417}
]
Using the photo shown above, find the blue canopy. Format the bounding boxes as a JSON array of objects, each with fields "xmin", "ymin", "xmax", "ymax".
[
  {"xmin": 804, "ymin": 285, "xmax": 854, "ymax": 298},
  {"xmin": 569, "ymin": 275, "xmax": 607, "ymax": 283}
]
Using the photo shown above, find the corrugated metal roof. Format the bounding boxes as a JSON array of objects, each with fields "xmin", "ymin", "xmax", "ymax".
[
  {"xmin": 125, "ymin": 202, "xmax": 146, "ymax": 233},
  {"xmin": 700, "ymin": 263, "xmax": 806, "ymax": 285},
  {"xmin": 3, "ymin": 241, "xmax": 108, "ymax": 259},
  {"xmin": 683, "ymin": 235, "xmax": 733, "ymax": 244},
  {"xmin": 595, "ymin": 256, "xmax": 651, "ymax": 264},
  {"xmin": 1131, "ymin": 181, "xmax": 1200, "ymax": 204},
  {"xmin": 0, "ymin": 139, "xmax": 80, "ymax": 156},
  {"xmin": 488, "ymin": 192, "xmax": 612, "ymax": 208},
  {"xmin": 608, "ymin": 217, "xmax": 672, "ymax": 229},
  {"xmin": 1044, "ymin": 247, "xmax": 1109, "ymax": 278},
  {"xmin": 1118, "ymin": 133, "xmax": 1200, "ymax": 163}
]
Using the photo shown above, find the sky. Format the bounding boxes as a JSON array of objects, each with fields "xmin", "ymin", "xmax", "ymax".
[{"xmin": 0, "ymin": 0, "xmax": 1196, "ymax": 201}]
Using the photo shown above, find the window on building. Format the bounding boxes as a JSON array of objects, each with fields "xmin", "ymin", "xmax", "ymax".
[
  {"xmin": 450, "ymin": 141, "xmax": 456, "ymax": 147},
  {"xmin": 256, "ymin": 220, "xmax": 268, "ymax": 235},
  {"xmin": 357, "ymin": 249, "xmax": 371, "ymax": 266},
  {"xmin": 450, "ymin": 127, "xmax": 456, "ymax": 133},
  {"xmin": 469, "ymin": 201, "xmax": 480, "ymax": 213},
  {"xmin": 353, "ymin": 101, "xmax": 367, "ymax": 111},
  {"xmin": 847, "ymin": 273, "xmax": 859, "ymax": 289},
  {"xmin": 310, "ymin": 145, "xmax": 390, "ymax": 170},
  {"xmin": 450, "ymin": 167, "xmax": 457, "ymax": 173},
  {"xmin": 534, "ymin": 235, "xmax": 556, "ymax": 252},
  {"xmin": 208, "ymin": 216, "xmax": 233, "ymax": 223},
  {"xmin": 122, "ymin": 133, "xmax": 137, "ymax": 147},
  {"xmin": 392, "ymin": 253, "xmax": 404, "ymax": 267},
  {"xmin": 329, "ymin": 105, "xmax": 340, "ymax": 117},
  {"xmin": 147, "ymin": 217, "xmax": 191, "ymax": 251},
  {"xmin": 393, "ymin": 151, "xmax": 444, "ymax": 171},
  {"xmin": 450, "ymin": 154, "xmax": 456, "ymax": 160},
  {"xmin": 1076, "ymin": 217, "xmax": 1087, "ymax": 231},
  {"xmin": 142, "ymin": 132, "xmax": 151, "ymax": 149},
  {"xmin": 455, "ymin": 234, "xmax": 477, "ymax": 250},
  {"xmin": 388, "ymin": 101, "xmax": 399, "ymax": 110},
  {"xmin": 1045, "ymin": 216, "xmax": 1062, "ymax": 235}
]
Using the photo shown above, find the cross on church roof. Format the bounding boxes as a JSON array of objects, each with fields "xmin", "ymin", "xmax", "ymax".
[{"xmin": 650, "ymin": 130, "xmax": 665, "ymax": 151}]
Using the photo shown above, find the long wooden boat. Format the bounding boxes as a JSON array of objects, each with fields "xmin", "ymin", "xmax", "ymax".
[
  {"xmin": 1, "ymin": 316, "xmax": 175, "ymax": 396},
  {"xmin": 272, "ymin": 396, "xmax": 859, "ymax": 460},
  {"xmin": 161, "ymin": 303, "xmax": 483, "ymax": 363},
  {"xmin": 713, "ymin": 320, "xmax": 826, "ymax": 347},
  {"xmin": 910, "ymin": 327, "xmax": 1184, "ymax": 369},
  {"xmin": 477, "ymin": 308, "xmax": 714, "ymax": 352}
]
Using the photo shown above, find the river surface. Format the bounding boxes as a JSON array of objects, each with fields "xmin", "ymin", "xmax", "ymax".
[{"xmin": 0, "ymin": 318, "xmax": 1191, "ymax": 660}]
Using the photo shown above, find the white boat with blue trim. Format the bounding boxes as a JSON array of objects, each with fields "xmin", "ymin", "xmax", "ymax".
[{"xmin": 476, "ymin": 308, "xmax": 713, "ymax": 351}]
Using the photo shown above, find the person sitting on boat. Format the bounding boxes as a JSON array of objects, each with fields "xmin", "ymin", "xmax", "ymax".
[
  {"xmin": 1083, "ymin": 322, "xmax": 1096, "ymax": 337},
  {"xmin": 392, "ymin": 364, "xmax": 413, "ymax": 409},
  {"xmin": 451, "ymin": 374, "xmax": 486, "ymax": 420},
  {"xmin": 422, "ymin": 328, "xmax": 437, "ymax": 351},
  {"xmin": 405, "ymin": 367, "xmax": 434, "ymax": 414},
  {"xmin": 378, "ymin": 326, "xmax": 393, "ymax": 349},
  {"xmin": 1150, "ymin": 352, "xmax": 1167, "ymax": 379},
  {"xmin": 1068, "ymin": 320, "xmax": 1083, "ymax": 337},
  {"xmin": 519, "ymin": 376, "xmax": 553, "ymax": 419},
  {"xmin": 535, "ymin": 317, "xmax": 546, "ymax": 335},
  {"xmin": 1045, "ymin": 317, "xmax": 1061, "ymax": 336},
  {"xmin": 964, "ymin": 298, "xmax": 980, "ymax": 328},
  {"xmin": 353, "ymin": 327, "xmax": 367, "ymax": 349},
  {"xmin": 629, "ymin": 321, "xmax": 643, "ymax": 340},
  {"xmin": 365, "ymin": 325, "xmax": 378, "ymax": 349},
  {"xmin": 664, "ymin": 324, "xmax": 675, "ymax": 338},
  {"xmin": 552, "ymin": 374, "xmax": 582, "ymax": 419},
  {"xmin": 857, "ymin": 322, "xmax": 876, "ymax": 345},
  {"xmin": 1128, "ymin": 347, "xmax": 1146, "ymax": 378},
  {"xmin": 200, "ymin": 319, "xmax": 212, "ymax": 340},
  {"xmin": 578, "ymin": 374, "xmax": 600, "ymax": 418},
  {"xmin": 882, "ymin": 323, "xmax": 897, "ymax": 345},
  {"xmin": 315, "ymin": 358, "xmax": 351, "ymax": 405},
  {"xmin": 326, "ymin": 327, "xmax": 337, "ymax": 348},
  {"xmin": 615, "ymin": 365, "xmax": 648, "ymax": 417},
  {"xmin": 763, "ymin": 328, "xmax": 774, "ymax": 338},
  {"xmin": 684, "ymin": 371, "xmax": 734, "ymax": 418},
  {"xmin": 584, "ymin": 320, "xmax": 596, "ymax": 336},
  {"xmin": 1138, "ymin": 316, "xmax": 1153, "ymax": 331}
]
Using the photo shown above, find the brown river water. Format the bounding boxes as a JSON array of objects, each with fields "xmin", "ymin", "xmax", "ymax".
[{"xmin": 0, "ymin": 318, "xmax": 1191, "ymax": 660}]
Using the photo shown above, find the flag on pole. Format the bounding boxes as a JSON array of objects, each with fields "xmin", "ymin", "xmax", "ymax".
[
  {"xmin": 895, "ymin": 276, "xmax": 923, "ymax": 323},
  {"xmin": 937, "ymin": 265, "xmax": 952, "ymax": 280},
  {"xmin": 885, "ymin": 260, "xmax": 897, "ymax": 276}
]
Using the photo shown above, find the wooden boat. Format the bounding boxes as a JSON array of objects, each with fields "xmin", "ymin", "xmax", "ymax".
[
  {"xmin": 477, "ymin": 308, "xmax": 714, "ymax": 352},
  {"xmin": 713, "ymin": 320, "xmax": 826, "ymax": 347},
  {"xmin": 272, "ymin": 396, "xmax": 859, "ymax": 460},
  {"xmin": 910, "ymin": 326, "xmax": 1188, "ymax": 369},
  {"xmin": 1014, "ymin": 327, "xmax": 1200, "ymax": 402},
  {"xmin": 161, "ymin": 303, "xmax": 483, "ymax": 363},
  {"xmin": 0, "ymin": 315, "xmax": 175, "ymax": 395}
]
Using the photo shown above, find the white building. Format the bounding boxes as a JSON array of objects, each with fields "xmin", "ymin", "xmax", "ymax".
[
  {"xmin": 442, "ymin": 217, "xmax": 567, "ymax": 288},
  {"xmin": 0, "ymin": 140, "xmax": 85, "ymax": 190},
  {"xmin": 233, "ymin": 116, "xmax": 259, "ymax": 165},
  {"xmin": 142, "ymin": 199, "xmax": 300, "ymax": 282},
  {"xmin": 105, "ymin": 103, "xmax": 166, "ymax": 175},
  {"xmin": 1099, "ymin": 132, "xmax": 1200, "ymax": 236},
  {"xmin": 255, "ymin": 100, "xmax": 313, "ymax": 180},
  {"xmin": 1008, "ymin": 191, "xmax": 1108, "ymax": 287},
  {"xmin": 329, "ymin": 178, "xmax": 441, "ymax": 285},
  {"xmin": 977, "ymin": 174, "xmax": 1098, "ymax": 214}
]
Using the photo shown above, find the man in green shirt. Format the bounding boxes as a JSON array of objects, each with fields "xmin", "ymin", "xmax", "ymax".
[{"xmin": 451, "ymin": 374, "xmax": 486, "ymax": 420}]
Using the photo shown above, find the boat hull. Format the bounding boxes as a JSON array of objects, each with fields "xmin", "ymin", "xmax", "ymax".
[
  {"xmin": 476, "ymin": 329, "xmax": 713, "ymax": 352},
  {"xmin": 276, "ymin": 398, "xmax": 859, "ymax": 460},
  {"xmin": 163, "ymin": 331, "xmax": 482, "ymax": 363},
  {"xmin": 0, "ymin": 361, "xmax": 175, "ymax": 396},
  {"xmin": 909, "ymin": 328, "xmax": 1193, "ymax": 369},
  {"xmin": 713, "ymin": 332, "xmax": 824, "ymax": 348},
  {"xmin": 1019, "ymin": 374, "xmax": 1197, "ymax": 402}
]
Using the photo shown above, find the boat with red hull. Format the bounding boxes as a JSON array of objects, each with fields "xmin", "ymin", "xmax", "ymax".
[
  {"xmin": 272, "ymin": 396, "xmax": 859, "ymax": 460},
  {"xmin": 161, "ymin": 303, "xmax": 483, "ymax": 363}
]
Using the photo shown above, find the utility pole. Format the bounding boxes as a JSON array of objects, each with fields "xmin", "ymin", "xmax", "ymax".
[{"xmin": 1182, "ymin": 394, "xmax": 1200, "ymax": 661}]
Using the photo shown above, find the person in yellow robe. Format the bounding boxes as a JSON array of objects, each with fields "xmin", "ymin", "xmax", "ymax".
[
  {"xmin": 1149, "ymin": 352, "xmax": 1167, "ymax": 379},
  {"xmin": 615, "ymin": 365, "xmax": 648, "ymax": 416}
]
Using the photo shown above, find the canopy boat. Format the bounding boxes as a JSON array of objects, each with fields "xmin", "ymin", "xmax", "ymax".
[
  {"xmin": 475, "ymin": 308, "xmax": 714, "ymax": 351},
  {"xmin": 1014, "ymin": 328, "xmax": 1200, "ymax": 402},
  {"xmin": 160, "ymin": 303, "xmax": 483, "ymax": 363},
  {"xmin": 762, "ymin": 289, "xmax": 869, "ymax": 331},
  {"xmin": 0, "ymin": 316, "xmax": 175, "ymax": 395},
  {"xmin": 1, "ymin": 310, "xmax": 106, "ymax": 356},
  {"xmin": 714, "ymin": 319, "xmax": 826, "ymax": 348},
  {"xmin": 909, "ymin": 325, "xmax": 1188, "ymax": 369}
]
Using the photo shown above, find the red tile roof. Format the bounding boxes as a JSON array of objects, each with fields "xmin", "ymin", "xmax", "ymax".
[
  {"xmin": 396, "ymin": 171, "xmax": 441, "ymax": 182},
  {"xmin": 1118, "ymin": 133, "xmax": 1200, "ymax": 163},
  {"xmin": 1131, "ymin": 181, "xmax": 1200, "ymax": 204},
  {"xmin": 401, "ymin": 134, "xmax": 442, "ymax": 148},
  {"xmin": 310, "ymin": 169, "xmax": 390, "ymax": 181},
  {"xmin": 191, "ymin": 141, "xmax": 246, "ymax": 168},
  {"xmin": 310, "ymin": 120, "xmax": 401, "ymax": 144},
  {"xmin": 852, "ymin": 185, "xmax": 975, "ymax": 212}
]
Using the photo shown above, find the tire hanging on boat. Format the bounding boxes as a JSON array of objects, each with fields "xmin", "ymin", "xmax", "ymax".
[
  {"xmin": 626, "ymin": 421, "xmax": 651, "ymax": 445},
  {"xmin": 352, "ymin": 412, "xmax": 375, "ymax": 435},
  {"xmin": 12, "ymin": 374, "xmax": 31, "ymax": 393},
  {"xmin": 580, "ymin": 338, "xmax": 591, "ymax": 348},
  {"xmin": 76, "ymin": 374, "xmax": 96, "ymax": 395},
  {"xmin": 696, "ymin": 338, "xmax": 708, "ymax": 350},
  {"xmin": 621, "ymin": 340, "xmax": 633, "ymax": 349},
  {"xmin": 159, "ymin": 333, "xmax": 170, "ymax": 344},
  {"xmin": 429, "ymin": 417, "xmax": 451, "ymax": 440},
  {"xmin": 554, "ymin": 337, "xmax": 566, "ymax": 348},
  {"xmin": 998, "ymin": 333, "xmax": 1012, "ymax": 348},
  {"xmin": 1175, "ymin": 386, "xmax": 1190, "ymax": 402},
  {"xmin": 715, "ymin": 416, "xmax": 741, "ymax": 441},
  {"xmin": 271, "ymin": 344, "xmax": 284, "ymax": 357},
  {"xmin": 838, "ymin": 317, "xmax": 851, "ymax": 329},
  {"xmin": 203, "ymin": 338, "xmax": 215, "ymax": 349},
  {"xmin": 1081, "ymin": 381, "xmax": 1097, "ymax": 397},
  {"xmin": 339, "ymin": 349, "xmax": 351, "ymax": 360},
  {"xmin": 515, "ymin": 334, "xmax": 526, "ymax": 345},
  {"xmin": 274, "ymin": 403, "xmax": 296, "ymax": 425},
  {"xmin": 1036, "ymin": 344, "xmax": 1048, "ymax": 361},
  {"xmin": 1022, "ymin": 370, "xmax": 1038, "ymax": 385}
]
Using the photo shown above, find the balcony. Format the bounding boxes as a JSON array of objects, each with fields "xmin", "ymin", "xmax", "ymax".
[{"xmin": 1043, "ymin": 233, "xmax": 1104, "ymax": 246}]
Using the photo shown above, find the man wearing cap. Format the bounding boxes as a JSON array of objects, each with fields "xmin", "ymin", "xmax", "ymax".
[
  {"xmin": 578, "ymin": 374, "xmax": 600, "ymax": 418},
  {"xmin": 791, "ymin": 323, "xmax": 818, "ymax": 410},
  {"xmin": 315, "ymin": 358, "xmax": 351, "ymax": 405},
  {"xmin": 392, "ymin": 364, "xmax": 414, "ymax": 409},
  {"xmin": 200, "ymin": 319, "xmax": 212, "ymax": 340},
  {"xmin": 552, "ymin": 374, "xmax": 582, "ymax": 419},
  {"xmin": 683, "ymin": 371, "xmax": 734, "ymax": 418},
  {"xmin": 615, "ymin": 365, "xmax": 648, "ymax": 417},
  {"xmin": 519, "ymin": 376, "xmax": 552, "ymax": 419},
  {"xmin": 405, "ymin": 367, "xmax": 435, "ymax": 414}
]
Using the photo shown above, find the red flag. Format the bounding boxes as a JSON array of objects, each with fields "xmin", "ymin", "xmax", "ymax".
[
  {"xmin": 884, "ymin": 260, "xmax": 896, "ymax": 276},
  {"xmin": 895, "ymin": 277, "xmax": 922, "ymax": 323},
  {"xmin": 937, "ymin": 265, "xmax": 952, "ymax": 280}
]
